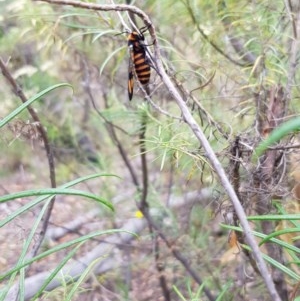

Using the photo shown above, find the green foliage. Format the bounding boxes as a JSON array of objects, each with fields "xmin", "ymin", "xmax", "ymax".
[
  {"xmin": 0, "ymin": 187, "xmax": 113, "ymax": 210},
  {"xmin": 1, "ymin": 0, "xmax": 300, "ymax": 300},
  {"xmin": 0, "ymin": 83, "xmax": 72, "ymax": 128},
  {"xmin": 173, "ymin": 280, "xmax": 206, "ymax": 301}
]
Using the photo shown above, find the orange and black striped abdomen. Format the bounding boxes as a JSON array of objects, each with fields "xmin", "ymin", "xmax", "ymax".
[{"xmin": 127, "ymin": 31, "xmax": 151, "ymax": 100}]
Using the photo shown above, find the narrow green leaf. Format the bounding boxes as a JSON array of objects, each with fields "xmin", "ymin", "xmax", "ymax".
[
  {"xmin": 0, "ymin": 188, "xmax": 113, "ymax": 211},
  {"xmin": 0, "ymin": 229, "xmax": 136, "ymax": 280},
  {"xmin": 241, "ymin": 244, "xmax": 300, "ymax": 281},
  {"xmin": 247, "ymin": 214, "xmax": 300, "ymax": 221},
  {"xmin": 18, "ymin": 247, "xmax": 26, "ymax": 301},
  {"xmin": 0, "ymin": 83, "xmax": 72, "ymax": 128},
  {"xmin": 216, "ymin": 281, "xmax": 232, "ymax": 301},
  {"xmin": 259, "ymin": 228, "xmax": 300, "ymax": 246},
  {"xmin": 0, "ymin": 173, "xmax": 117, "ymax": 228},
  {"xmin": 0, "ymin": 272, "xmax": 17, "ymax": 301},
  {"xmin": 275, "ymin": 203, "xmax": 300, "ymax": 228},
  {"xmin": 252, "ymin": 117, "xmax": 300, "ymax": 162},
  {"xmin": 220, "ymin": 224, "xmax": 300, "ymax": 254},
  {"xmin": 173, "ymin": 285, "xmax": 187, "ymax": 301},
  {"xmin": 92, "ymin": 30, "xmax": 119, "ymax": 43},
  {"xmin": 0, "ymin": 200, "xmax": 52, "ymax": 301},
  {"xmin": 65, "ymin": 258, "xmax": 100, "ymax": 301},
  {"xmin": 99, "ymin": 45, "xmax": 126, "ymax": 76},
  {"xmin": 31, "ymin": 243, "xmax": 84, "ymax": 301}
]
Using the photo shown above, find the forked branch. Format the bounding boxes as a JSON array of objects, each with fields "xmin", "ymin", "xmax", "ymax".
[{"xmin": 32, "ymin": 1, "xmax": 282, "ymax": 300}]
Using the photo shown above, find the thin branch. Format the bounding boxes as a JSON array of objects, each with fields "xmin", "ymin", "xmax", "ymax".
[
  {"xmin": 183, "ymin": 0, "xmax": 248, "ymax": 67},
  {"xmin": 150, "ymin": 12, "xmax": 282, "ymax": 301},
  {"xmin": 125, "ymin": 0, "xmax": 138, "ymax": 30},
  {"xmin": 140, "ymin": 208, "xmax": 216, "ymax": 301},
  {"xmin": 146, "ymin": 92, "xmax": 182, "ymax": 120},
  {"xmin": 285, "ymin": 0, "xmax": 297, "ymax": 38},
  {"xmin": 32, "ymin": 0, "xmax": 153, "ymax": 27},
  {"xmin": 253, "ymin": 86, "xmax": 288, "ymax": 300},
  {"xmin": 32, "ymin": 1, "xmax": 282, "ymax": 300},
  {"xmin": 154, "ymin": 234, "xmax": 171, "ymax": 301},
  {"xmin": 269, "ymin": 143, "xmax": 300, "ymax": 150},
  {"xmin": 172, "ymin": 75, "xmax": 229, "ymax": 139},
  {"xmin": 228, "ymin": 137, "xmax": 261, "ymax": 275},
  {"xmin": 138, "ymin": 111, "xmax": 172, "ymax": 301},
  {"xmin": 286, "ymin": 7, "xmax": 300, "ymax": 104},
  {"xmin": 0, "ymin": 57, "xmax": 57, "ymax": 300},
  {"xmin": 0, "ymin": 59, "xmax": 56, "ymax": 192},
  {"xmin": 110, "ymin": 0, "xmax": 131, "ymax": 32},
  {"xmin": 0, "ymin": 59, "xmax": 57, "ymax": 251},
  {"xmin": 80, "ymin": 57, "xmax": 140, "ymax": 187},
  {"xmin": 220, "ymin": 0, "xmax": 256, "ymax": 66},
  {"xmin": 155, "ymin": 54, "xmax": 282, "ymax": 301}
]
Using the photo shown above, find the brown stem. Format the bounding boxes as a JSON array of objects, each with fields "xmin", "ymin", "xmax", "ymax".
[
  {"xmin": 140, "ymin": 208, "xmax": 216, "ymax": 301},
  {"xmin": 137, "ymin": 109, "xmax": 173, "ymax": 300},
  {"xmin": 0, "ymin": 57, "xmax": 57, "ymax": 300},
  {"xmin": 154, "ymin": 235, "xmax": 171, "ymax": 301},
  {"xmin": 286, "ymin": 6, "xmax": 300, "ymax": 108},
  {"xmin": 229, "ymin": 136, "xmax": 260, "ymax": 274},
  {"xmin": 0, "ymin": 58, "xmax": 56, "ymax": 251},
  {"xmin": 80, "ymin": 57, "xmax": 140, "ymax": 187},
  {"xmin": 32, "ymin": 1, "xmax": 283, "ymax": 300},
  {"xmin": 254, "ymin": 86, "xmax": 288, "ymax": 301}
]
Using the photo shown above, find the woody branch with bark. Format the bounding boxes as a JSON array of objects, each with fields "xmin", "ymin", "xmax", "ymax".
[{"xmin": 29, "ymin": 1, "xmax": 283, "ymax": 300}]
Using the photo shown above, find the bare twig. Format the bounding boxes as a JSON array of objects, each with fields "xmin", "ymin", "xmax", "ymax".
[
  {"xmin": 220, "ymin": 0, "xmax": 256, "ymax": 66},
  {"xmin": 80, "ymin": 56, "xmax": 140, "ymax": 187},
  {"xmin": 102, "ymin": 99, "xmax": 140, "ymax": 187},
  {"xmin": 253, "ymin": 86, "xmax": 288, "ymax": 300},
  {"xmin": 145, "ymin": 92, "xmax": 182, "ymax": 120},
  {"xmin": 0, "ymin": 59, "xmax": 56, "ymax": 196},
  {"xmin": 151, "ymin": 14, "xmax": 282, "ymax": 301},
  {"xmin": 137, "ymin": 110, "xmax": 172, "ymax": 300},
  {"xmin": 172, "ymin": 75, "xmax": 229, "ymax": 139},
  {"xmin": 159, "ymin": 67, "xmax": 282, "ymax": 301},
  {"xmin": 32, "ymin": 1, "xmax": 282, "ymax": 300},
  {"xmin": 183, "ymin": 0, "xmax": 248, "ymax": 67},
  {"xmin": 285, "ymin": 0, "xmax": 298, "ymax": 38}
]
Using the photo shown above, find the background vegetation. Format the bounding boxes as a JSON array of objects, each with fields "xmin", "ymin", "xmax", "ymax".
[{"xmin": 0, "ymin": 0, "xmax": 300, "ymax": 300}]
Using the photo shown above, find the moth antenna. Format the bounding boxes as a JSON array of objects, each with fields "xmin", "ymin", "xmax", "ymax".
[
  {"xmin": 127, "ymin": 13, "xmax": 141, "ymax": 34},
  {"xmin": 109, "ymin": 0, "xmax": 131, "ymax": 32}
]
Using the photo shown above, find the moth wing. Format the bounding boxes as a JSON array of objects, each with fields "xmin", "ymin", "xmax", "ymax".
[{"xmin": 128, "ymin": 46, "xmax": 135, "ymax": 100}]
